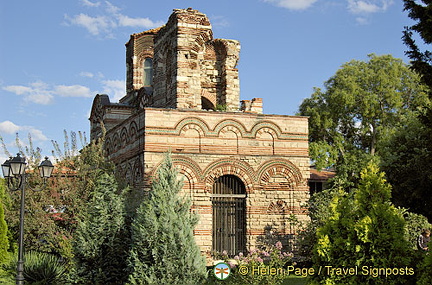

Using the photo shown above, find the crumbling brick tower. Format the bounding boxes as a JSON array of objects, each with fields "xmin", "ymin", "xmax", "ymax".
[{"xmin": 90, "ymin": 8, "xmax": 310, "ymax": 262}]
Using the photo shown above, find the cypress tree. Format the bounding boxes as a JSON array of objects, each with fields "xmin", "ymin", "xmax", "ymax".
[
  {"xmin": 72, "ymin": 172, "xmax": 128, "ymax": 284},
  {"xmin": 127, "ymin": 154, "xmax": 206, "ymax": 285}
]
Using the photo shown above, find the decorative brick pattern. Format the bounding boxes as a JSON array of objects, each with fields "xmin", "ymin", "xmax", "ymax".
[{"xmin": 89, "ymin": 8, "xmax": 310, "ymax": 263}]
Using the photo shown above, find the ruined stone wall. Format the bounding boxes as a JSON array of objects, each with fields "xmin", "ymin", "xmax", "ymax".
[
  {"xmin": 125, "ymin": 30, "xmax": 158, "ymax": 95},
  {"xmin": 124, "ymin": 8, "xmax": 241, "ymax": 111}
]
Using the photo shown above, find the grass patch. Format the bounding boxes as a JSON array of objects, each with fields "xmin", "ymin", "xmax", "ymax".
[{"xmin": 282, "ymin": 275, "xmax": 308, "ymax": 285}]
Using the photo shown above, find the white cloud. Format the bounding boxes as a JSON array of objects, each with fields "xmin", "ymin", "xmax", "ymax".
[
  {"xmin": 64, "ymin": 13, "xmax": 116, "ymax": 36},
  {"xmin": 3, "ymin": 81, "xmax": 95, "ymax": 104},
  {"xmin": 355, "ymin": 17, "xmax": 369, "ymax": 25},
  {"xmin": 347, "ymin": 0, "xmax": 393, "ymax": 14},
  {"xmin": 101, "ymin": 79, "xmax": 125, "ymax": 102},
  {"xmin": 81, "ymin": 0, "xmax": 100, "ymax": 7},
  {"xmin": 54, "ymin": 85, "xmax": 92, "ymax": 97},
  {"xmin": 0, "ymin": 121, "xmax": 21, "ymax": 134},
  {"xmin": 0, "ymin": 120, "xmax": 48, "ymax": 141},
  {"xmin": 25, "ymin": 94, "xmax": 54, "ymax": 105},
  {"xmin": 263, "ymin": 0, "xmax": 318, "ymax": 10},
  {"xmin": 210, "ymin": 16, "xmax": 230, "ymax": 28},
  {"xmin": 117, "ymin": 15, "xmax": 164, "ymax": 28},
  {"xmin": 3, "ymin": 81, "xmax": 54, "ymax": 105},
  {"xmin": 79, "ymin": 71, "xmax": 95, "ymax": 78},
  {"xmin": 105, "ymin": 1, "xmax": 121, "ymax": 14},
  {"xmin": 3, "ymin": 85, "xmax": 32, "ymax": 95},
  {"xmin": 65, "ymin": 1, "xmax": 163, "ymax": 37}
]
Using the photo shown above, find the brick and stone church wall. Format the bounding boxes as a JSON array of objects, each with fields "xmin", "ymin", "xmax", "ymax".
[
  {"xmin": 89, "ymin": 8, "xmax": 310, "ymax": 262},
  {"xmin": 98, "ymin": 107, "xmax": 309, "ymax": 258}
]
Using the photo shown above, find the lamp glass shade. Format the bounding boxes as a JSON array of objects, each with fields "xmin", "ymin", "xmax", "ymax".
[
  {"xmin": 1, "ymin": 159, "xmax": 11, "ymax": 178},
  {"xmin": 9, "ymin": 154, "xmax": 26, "ymax": 176},
  {"xmin": 38, "ymin": 157, "xmax": 54, "ymax": 178}
]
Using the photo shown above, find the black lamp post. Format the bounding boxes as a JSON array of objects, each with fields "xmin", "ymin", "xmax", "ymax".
[{"xmin": 1, "ymin": 154, "xmax": 54, "ymax": 285}]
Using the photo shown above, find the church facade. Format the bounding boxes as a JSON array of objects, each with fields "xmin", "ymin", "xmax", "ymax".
[{"xmin": 89, "ymin": 8, "xmax": 309, "ymax": 260}]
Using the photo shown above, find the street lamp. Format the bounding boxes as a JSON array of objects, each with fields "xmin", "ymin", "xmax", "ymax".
[{"xmin": 1, "ymin": 154, "xmax": 54, "ymax": 285}]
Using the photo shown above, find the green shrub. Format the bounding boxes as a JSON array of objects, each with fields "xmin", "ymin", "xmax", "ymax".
[
  {"xmin": 312, "ymin": 163, "xmax": 412, "ymax": 285},
  {"xmin": 127, "ymin": 154, "xmax": 206, "ymax": 285},
  {"xmin": 1, "ymin": 251, "xmax": 66, "ymax": 285}
]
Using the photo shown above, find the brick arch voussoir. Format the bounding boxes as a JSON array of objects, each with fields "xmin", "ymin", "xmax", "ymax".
[
  {"xmin": 214, "ymin": 119, "xmax": 247, "ymax": 138},
  {"xmin": 257, "ymin": 159, "xmax": 303, "ymax": 187},
  {"xmin": 175, "ymin": 117, "xmax": 209, "ymax": 137},
  {"xmin": 203, "ymin": 159, "xmax": 256, "ymax": 193},
  {"xmin": 129, "ymin": 120, "xmax": 138, "ymax": 141},
  {"xmin": 120, "ymin": 127, "xmax": 129, "ymax": 146},
  {"xmin": 251, "ymin": 121, "xmax": 282, "ymax": 139},
  {"xmin": 148, "ymin": 156, "xmax": 203, "ymax": 191}
]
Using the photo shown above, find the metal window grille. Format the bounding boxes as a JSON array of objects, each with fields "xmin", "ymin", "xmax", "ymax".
[{"xmin": 211, "ymin": 175, "xmax": 246, "ymax": 256}]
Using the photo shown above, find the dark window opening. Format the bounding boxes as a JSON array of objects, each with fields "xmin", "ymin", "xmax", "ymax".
[{"xmin": 212, "ymin": 175, "xmax": 246, "ymax": 256}]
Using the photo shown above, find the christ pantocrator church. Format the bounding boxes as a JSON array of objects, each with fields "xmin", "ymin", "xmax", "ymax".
[{"xmin": 89, "ymin": 8, "xmax": 310, "ymax": 261}]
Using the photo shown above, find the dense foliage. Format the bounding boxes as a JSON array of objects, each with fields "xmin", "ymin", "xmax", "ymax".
[
  {"xmin": 1, "ymin": 251, "xmax": 67, "ymax": 285},
  {"xmin": 298, "ymin": 54, "xmax": 429, "ymax": 188},
  {"xmin": 0, "ymin": 180, "xmax": 10, "ymax": 265},
  {"xmin": 71, "ymin": 173, "xmax": 128, "ymax": 284},
  {"xmin": 311, "ymin": 163, "xmax": 412, "ymax": 285},
  {"xmin": 403, "ymin": 0, "xmax": 432, "ymax": 92},
  {"xmin": 127, "ymin": 154, "xmax": 206, "ymax": 285}
]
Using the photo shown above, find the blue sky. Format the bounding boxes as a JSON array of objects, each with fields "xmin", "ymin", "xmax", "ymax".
[{"xmin": 0, "ymin": 0, "xmax": 415, "ymax": 168}]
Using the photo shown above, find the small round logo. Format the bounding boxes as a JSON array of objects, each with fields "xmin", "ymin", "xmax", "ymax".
[{"xmin": 213, "ymin": 262, "xmax": 231, "ymax": 280}]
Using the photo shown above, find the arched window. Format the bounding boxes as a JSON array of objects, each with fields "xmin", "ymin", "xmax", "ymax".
[
  {"xmin": 212, "ymin": 175, "xmax": 246, "ymax": 256},
  {"xmin": 143, "ymin": 58, "xmax": 153, "ymax": 86},
  {"xmin": 201, "ymin": 96, "xmax": 215, "ymax": 110}
]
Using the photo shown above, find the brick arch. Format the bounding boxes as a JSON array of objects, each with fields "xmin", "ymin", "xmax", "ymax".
[
  {"xmin": 135, "ymin": 51, "xmax": 154, "ymax": 87},
  {"xmin": 250, "ymin": 121, "xmax": 282, "ymax": 139},
  {"xmin": 171, "ymin": 156, "xmax": 203, "ymax": 186},
  {"xmin": 179, "ymin": 124, "xmax": 205, "ymax": 138},
  {"xmin": 148, "ymin": 156, "xmax": 203, "ymax": 192},
  {"xmin": 120, "ymin": 127, "xmax": 129, "ymax": 147},
  {"xmin": 201, "ymin": 89, "xmax": 216, "ymax": 109},
  {"xmin": 214, "ymin": 119, "xmax": 247, "ymax": 138},
  {"xmin": 174, "ymin": 117, "xmax": 210, "ymax": 137},
  {"xmin": 189, "ymin": 31, "xmax": 213, "ymax": 55},
  {"xmin": 203, "ymin": 158, "xmax": 256, "ymax": 193},
  {"xmin": 129, "ymin": 120, "xmax": 138, "ymax": 141},
  {"xmin": 104, "ymin": 137, "xmax": 112, "ymax": 156},
  {"xmin": 257, "ymin": 159, "xmax": 303, "ymax": 187},
  {"xmin": 112, "ymin": 133, "xmax": 120, "ymax": 151}
]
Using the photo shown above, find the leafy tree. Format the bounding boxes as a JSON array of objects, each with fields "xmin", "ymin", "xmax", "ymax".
[
  {"xmin": 0, "ymin": 131, "xmax": 115, "ymax": 268},
  {"xmin": 0, "ymin": 179, "xmax": 10, "ymax": 264},
  {"xmin": 403, "ymin": 0, "xmax": 432, "ymax": 92},
  {"xmin": 127, "ymin": 154, "xmax": 206, "ymax": 285},
  {"xmin": 297, "ymin": 188, "xmax": 335, "ymax": 264},
  {"xmin": 298, "ymin": 54, "xmax": 429, "ymax": 188},
  {"xmin": 311, "ymin": 163, "xmax": 412, "ymax": 285},
  {"xmin": 394, "ymin": 0, "xmax": 432, "ymax": 222},
  {"xmin": 71, "ymin": 172, "xmax": 128, "ymax": 285},
  {"xmin": 417, "ymin": 252, "xmax": 432, "ymax": 285},
  {"xmin": 380, "ymin": 114, "xmax": 432, "ymax": 220}
]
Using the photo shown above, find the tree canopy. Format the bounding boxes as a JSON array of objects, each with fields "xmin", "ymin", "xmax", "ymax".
[
  {"xmin": 312, "ymin": 163, "xmax": 412, "ymax": 285},
  {"xmin": 403, "ymin": 0, "xmax": 432, "ymax": 92},
  {"xmin": 298, "ymin": 53, "xmax": 429, "ymax": 187}
]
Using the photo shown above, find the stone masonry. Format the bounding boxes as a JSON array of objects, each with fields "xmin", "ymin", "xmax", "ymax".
[{"xmin": 89, "ymin": 8, "xmax": 309, "ymax": 262}]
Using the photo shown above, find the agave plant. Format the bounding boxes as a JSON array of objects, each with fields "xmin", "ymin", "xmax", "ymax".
[{"xmin": 2, "ymin": 251, "xmax": 67, "ymax": 285}]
